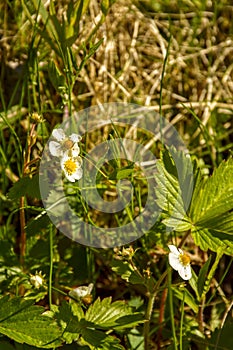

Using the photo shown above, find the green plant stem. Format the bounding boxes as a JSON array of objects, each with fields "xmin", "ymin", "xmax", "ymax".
[
  {"xmin": 144, "ymin": 270, "xmax": 168, "ymax": 349},
  {"xmin": 157, "ymin": 287, "xmax": 168, "ymax": 350},
  {"xmin": 168, "ymin": 267, "xmax": 178, "ymax": 350},
  {"xmin": 144, "ymin": 292, "xmax": 156, "ymax": 349},
  {"xmin": 19, "ymin": 123, "xmax": 36, "ymax": 269},
  {"xmin": 179, "ymin": 291, "xmax": 185, "ymax": 350},
  {"xmin": 198, "ymin": 297, "xmax": 205, "ymax": 333},
  {"xmin": 19, "ymin": 196, "xmax": 26, "ymax": 267},
  {"xmin": 49, "ymin": 225, "xmax": 54, "ymax": 309},
  {"xmin": 178, "ymin": 230, "xmax": 191, "ymax": 249},
  {"xmin": 159, "ymin": 34, "xmax": 172, "ymax": 146}
]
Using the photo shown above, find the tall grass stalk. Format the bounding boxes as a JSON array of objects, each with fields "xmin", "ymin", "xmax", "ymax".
[{"xmin": 168, "ymin": 267, "xmax": 178, "ymax": 350}]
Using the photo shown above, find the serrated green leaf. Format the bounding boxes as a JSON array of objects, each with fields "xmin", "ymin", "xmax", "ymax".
[
  {"xmin": 69, "ymin": 300, "xmax": 85, "ymax": 320},
  {"xmin": 0, "ymin": 296, "xmax": 61, "ymax": 348},
  {"xmin": 85, "ymin": 297, "xmax": 143, "ymax": 330},
  {"xmin": 192, "ymin": 228, "xmax": 233, "ymax": 255},
  {"xmin": 190, "ymin": 158, "xmax": 233, "ymax": 233},
  {"xmin": 53, "ymin": 300, "xmax": 125, "ymax": 349},
  {"xmin": 195, "ymin": 211, "xmax": 233, "ymax": 235},
  {"xmin": 155, "ymin": 159, "xmax": 192, "ymax": 231},
  {"xmin": 7, "ymin": 174, "xmax": 41, "ymax": 200},
  {"xmin": 54, "ymin": 301, "xmax": 82, "ymax": 344}
]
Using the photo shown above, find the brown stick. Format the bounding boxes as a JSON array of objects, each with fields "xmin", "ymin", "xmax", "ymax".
[{"xmin": 157, "ymin": 287, "xmax": 168, "ymax": 350}]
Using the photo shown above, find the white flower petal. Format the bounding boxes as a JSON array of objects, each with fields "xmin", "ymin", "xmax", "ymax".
[
  {"xmin": 61, "ymin": 155, "xmax": 83, "ymax": 182},
  {"xmin": 69, "ymin": 133, "xmax": 82, "ymax": 142},
  {"xmin": 168, "ymin": 245, "xmax": 180, "ymax": 256},
  {"xmin": 168, "ymin": 244, "xmax": 192, "ymax": 281},
  {"xmin": 52, "ymin": 128, "xmax": 66, "ymax": 141},
  {"xmin": 73, "ymin": 168, "xmax": 83, "ymax": 180},
  {"xmin": 71, "ymin": 144, "xmax": 80, "ymax": 157},
  {"xmin": 71, "ymin": 149, "xmax": 80, "ymax": 158},
  {"xmin": 49, "ymin": 141, "xmax": 63, "ymax": 156},
  {"xmin": 178, "ymin": 265, "xmax": 192, "ymax": 280},
  {"xmin": 168, "ymin": 253, "xmax": 180, "ymax": 271},
  {"xmin": 87, "ymin": 283, "xmax": 94, "ymax": 294},
  {"xmin": 69, "ymin": 283, "xmax": 93, "ymax": 299},
  {"xmin": 64, "ymin": 173, "xmax": 76, "ymax": 182}
]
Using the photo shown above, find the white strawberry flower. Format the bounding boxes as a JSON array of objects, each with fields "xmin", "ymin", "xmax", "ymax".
[
  {"xmin": 168, "ymin": 245, "xmax": 192, "ymax": 280},
  {"xmin": 30, "ymin": 271, "xmax": 45, "ymax": 289},
  {"xmin": 49, "ymin": 128, "xmax": 81, "ymax": 158},
  {"xmin": 69, "ymin": 283, "xmax": 94, "ymax": 300},
  {"xmin": 61, "ymin": 154, "xmax": 83, "ymax": 182}
]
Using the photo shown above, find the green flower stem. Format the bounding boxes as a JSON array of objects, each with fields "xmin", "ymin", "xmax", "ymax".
[
  {"xmin": 144, "ymin": 270, "xmax": 168, "ymax": 349},
  {"xmin": 19, "ymin": 123, "xmax": 36, "ymax": 270},
  {"xmin": 144, "ymin": 292, "xmax": 156, "ymax": 349},
  {"xmin": 168, "ymin": 267, "xmax": 178, "ymax": 350},
  {"xmin": 179, "ymin": 290, "xmax": 185, "ymax": 350},
  {"xmin": 49, "ymin": 225, "xmax": 54, "ymax": 309},
  {"xmin": 198, "ymin": 297, "xmax": 205, "ymax": 333}
]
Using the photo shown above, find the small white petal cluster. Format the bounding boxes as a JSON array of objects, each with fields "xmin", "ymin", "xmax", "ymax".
[
  {"xmin": 30, "ymin": 271, "xmax": 45, "ymax": 289},
  {"xmin": 69, "ymin": 283, "xmax": 94, "ymax": 300},
  {"xmin": 49, "ymin": 128, "xmax": 82, "ymax": 182},
  {"xmin": 168, "ymin": 245, "xmax": 192, "ymax": 280}
]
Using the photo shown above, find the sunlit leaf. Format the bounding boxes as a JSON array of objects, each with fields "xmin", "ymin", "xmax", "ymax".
[
  {"xmin": 0, "ymin": 296, "xmax": 61, "ymax": 348},
  {"xmin": 190, "ymin": 158, "xmax": 233, "ymax": 231},
  {"xmin": 155, "ymin": 147, "xmax": 193, "ymax": 231},
  {"xmin": 85, "ymin": 297, "xmax": 144, "ymax": 330}
]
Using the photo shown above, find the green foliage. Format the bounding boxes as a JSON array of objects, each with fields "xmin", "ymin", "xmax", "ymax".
[
  {"xmin": 53, "ymin": 301, "xmax": 83, "ymax": 344},
  {"xmin": 7, "ymin": 174, "xmax": 41, "ymax": 200},
  {"xmin": 85, "ymin": 297, "xmax": 143, "ymax": 331},
  {"xmin": 172, "ymin": 287, "xmax": 198, "ymax": 313},
  {"xmin": 190, "ymin": 158, "xmax": 233, "ymax": 233},
  {"xmin": 52, "ymin": 297, "xmax": 143, "ymax": 349},
  {"xmin": 156, "ymin": 152, "xmax": 233, "ymax": 254},
  {"xmin": 0, "ymin": 296, "xmax": 61, "ymax": 348},
  {"xmin": 155, "ymin": 147, "xmax": 193, "ymax": 231},
  {"xmin": 111, "ymin": 260, "xmax": 145, "ymax": 284},
  {"xmin": 190, "ymin": 158, "xmax": 233, "ymax": 255},
  {"xmin": 0, "ymin": 295, "xmax": 143, "ymax": 349},
  {"xmin": 1, "ymin": 0, "xmax": 233, "ymax": 349}
]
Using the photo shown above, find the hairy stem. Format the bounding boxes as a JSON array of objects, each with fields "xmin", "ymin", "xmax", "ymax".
[
  {"xmin": 157, "ymin": 287, "xmax": 168, "ymax": 350},
  {"xmin": 19, "ymin": 196, "xmax": 26, "ymax": 267}
]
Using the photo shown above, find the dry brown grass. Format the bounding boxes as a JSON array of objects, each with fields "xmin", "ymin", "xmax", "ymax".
[
  {"xmin": 0, "ymin": 0, "xmax": 233, "ymax": 162},
  {"xmin": 72, "ymin": 0, "xmax": 233, "ymax": 163}
]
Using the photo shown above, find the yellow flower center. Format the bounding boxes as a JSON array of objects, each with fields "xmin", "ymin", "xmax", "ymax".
[
  {"xmin": 179, "ymin": 253, "xmax": 190, "ymax": 266},
  {"xmin": 64, "ymin": 159, "xmax": 77, "ymax": 175}
]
